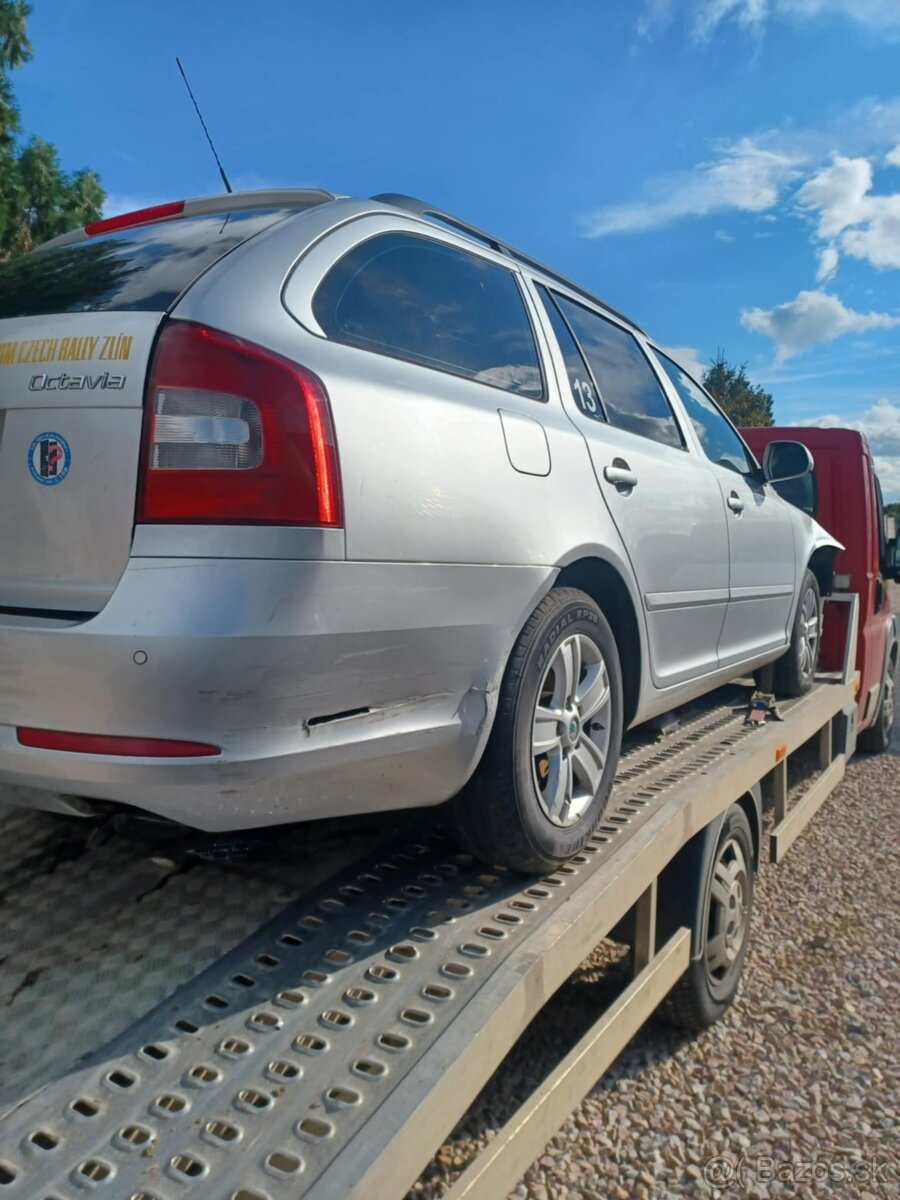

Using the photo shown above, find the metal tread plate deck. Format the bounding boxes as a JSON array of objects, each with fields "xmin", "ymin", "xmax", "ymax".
[
  {"xmin": 0, "ymin": 808, "xmax": 400, "ymax": 1114},
  {"xmin": 0, "ymin": 678, "xmax": 852, "ymax": 1200}
]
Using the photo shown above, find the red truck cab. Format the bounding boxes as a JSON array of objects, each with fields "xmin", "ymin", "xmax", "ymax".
[{"xmin": 741, "ymin": 426, "xmax": 899, "ymax": 750}]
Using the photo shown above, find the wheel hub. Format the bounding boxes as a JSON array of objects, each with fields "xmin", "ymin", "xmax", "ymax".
[{"xmin": 564, "ymin": 711, "xmax": 581, "ymax": 747}]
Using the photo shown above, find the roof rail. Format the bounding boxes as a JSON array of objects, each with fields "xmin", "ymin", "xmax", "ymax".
[{"xmin": 371, "ymin": 192, "xmax": 643, "ymax": 333}]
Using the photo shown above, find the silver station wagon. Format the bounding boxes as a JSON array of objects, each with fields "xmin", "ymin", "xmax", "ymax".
[{"xmin": 0, "ymin": 190, "xmax": 840, "ymax": 871}]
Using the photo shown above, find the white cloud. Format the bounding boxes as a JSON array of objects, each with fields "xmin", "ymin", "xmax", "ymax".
[
  {"xmin": 741, "ymin": 289, "xmax": 900, "ymax": 362},
  {"xmin": 807, "ymin": 398, "xmax": 900, "ymax": 455},
  {"xmin": 797, "ymin": 155, "xmax": 873, "ymax": 239},
  {"xmin": 816, "ymin": 244, "xmax": 839, "ymax": 282},
  {"xmin": 714, "ymin": 229, "xmax": 735, "ymax": 242},
  {"xmin": 885, "ymin": 144, "xmax": 900, "ymax": 167},
  {"xmin": 800, "ymin": 398, "xmax": 900, "ymax": 498},
  {"xmin": 841, "ymin": 199, "xmax": 900, "ymax": 269},
  {"xmin": 658, "ymin": 344, "xmax": 707, "ymax": 378},
  {"xmin": 873, "ymin": 455, "xmax": 900, "ymax": 500},
  {"xmin": 580, "ymin": 98, "xmax": 900, "ymax": 240},
  {"xmin": 798, "ymin": 154, "xmax": 900, "ymax": 271},
  {"xmin": 582, "ymin": 138, "xmax": 803, "ymax": 237},
  {"xmin": 694, "ymin": 0, "xmax": 768, "ymax": 38},
  {"xmin": 666, "ymin": 0, "xmax": 900, "ymax": 39}
]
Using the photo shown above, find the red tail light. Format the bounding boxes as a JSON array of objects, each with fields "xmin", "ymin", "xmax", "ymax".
[{"xmin": 137, "ymin": 321, "xmax": 342, "ymax": 526}]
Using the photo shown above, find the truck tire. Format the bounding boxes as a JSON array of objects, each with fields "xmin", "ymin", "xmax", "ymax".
[
  {"xmin": 451, "ymin": 588, "xmax": 623, "ymax": 874},
  {"xmin": 774, "ymin": 569, "xmax": 820, "ymax": 697},
  {"xmin": 661, "ymin": 804, "xmax": 755, "ymax": 1030},
  {"xmin": 858, "ymin": 648, "xmax": 896, "ymax": 753}
]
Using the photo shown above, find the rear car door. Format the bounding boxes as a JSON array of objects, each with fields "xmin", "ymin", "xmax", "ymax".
[
  {"xmin": 652, "ymin": 352, "xmax": 797, "ymax": 667},
  {"xmin": 533, "ymin": 285, "xmax": 730, "ymax": 690}
]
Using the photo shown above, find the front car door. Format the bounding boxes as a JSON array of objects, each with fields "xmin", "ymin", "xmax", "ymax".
[
  {"xmin": 532, "ymin": 284, "xmax": 730, "ymax": 691},
  {"xmin": 651, "ymin": 351, "xmax": 797, "ymax": 669}
]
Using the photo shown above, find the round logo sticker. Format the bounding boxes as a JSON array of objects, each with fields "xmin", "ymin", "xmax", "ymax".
[{"xmin": 28, "ymin": 432, "xmax": 71, "ymax": 486}]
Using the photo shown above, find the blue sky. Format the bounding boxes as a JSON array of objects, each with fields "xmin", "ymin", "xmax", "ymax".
[{"xmin": 16, "ymin": 0, "xmax": 900, "ymax": 495}]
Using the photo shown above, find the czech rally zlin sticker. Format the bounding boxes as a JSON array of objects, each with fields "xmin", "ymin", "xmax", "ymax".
[{"xmin": 28, "ymin": 431, "xmax": 71, "ymax": 486}]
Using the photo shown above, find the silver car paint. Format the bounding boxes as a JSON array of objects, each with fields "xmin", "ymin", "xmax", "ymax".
[
  {"xmin": 0, "ymin": 193, "xmax": 841, "ymax": 828},
  {"xmin": 0, "ymin": 311, "xmax": 160, "ymax": 611},
  {"xmin": 0, "ymin": 558, "xmax": 553, "ymax": 827}
]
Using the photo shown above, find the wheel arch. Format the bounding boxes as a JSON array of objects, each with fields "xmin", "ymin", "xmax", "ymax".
[
  {"xmin": 554, "ymin": 555, "xmax": 643, "ymax": 729},
  {"xmin": 807, "ymin": 543, "xmax": 840, "ymax": 598}
]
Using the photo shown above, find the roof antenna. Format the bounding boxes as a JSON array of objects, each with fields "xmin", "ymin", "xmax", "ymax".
[{"xmin": 175, "ymin": 56, "xmax": 233, "ymax": 193}]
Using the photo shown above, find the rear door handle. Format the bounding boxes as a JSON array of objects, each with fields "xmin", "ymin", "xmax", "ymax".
[
  {"xmin": 727, "ymin": 492, "xmax": 745, "ymax": 513},
  {"xmin": 604, "ymin": 461, "xmax": 638, "ymax": 490}
]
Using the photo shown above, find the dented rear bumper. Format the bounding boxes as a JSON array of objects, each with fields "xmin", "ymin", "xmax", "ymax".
[{"xmin": 0, "ymin": 558, "xmax": 552, "ymax": 828}]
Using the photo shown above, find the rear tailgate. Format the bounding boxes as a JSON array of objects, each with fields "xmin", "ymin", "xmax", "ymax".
[
  {"xmin": 0, "ymin": 204, "xmax": 303, "ymax": 615},
  {"xmin": 0, "ymin": 312, "xmax": 158, "ymax": 613}
]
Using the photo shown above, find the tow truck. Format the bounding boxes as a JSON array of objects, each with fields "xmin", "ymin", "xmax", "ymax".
[
  {"xmin": 0, "ymin": 607, "xmax": 863, "ymax": 1199},
  {"xmin": 742, "ymin": 424, "xmax": 899, "ymax": 752}
]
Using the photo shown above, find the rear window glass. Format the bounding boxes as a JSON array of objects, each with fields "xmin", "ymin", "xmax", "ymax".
[
  {"xmin": 0, "ymin": 209, "xmax": 295, "ymax": 319},
  {"xmin": 312, "ymin": 232, "xmax": 544, "ymax": 399}
]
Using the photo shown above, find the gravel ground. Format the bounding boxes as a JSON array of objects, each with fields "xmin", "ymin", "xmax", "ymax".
[{"xmin": 412, "ymin": 592, "xmax": 900, "ymax": 1200}]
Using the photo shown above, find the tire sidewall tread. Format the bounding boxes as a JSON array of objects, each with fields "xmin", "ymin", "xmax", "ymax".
[{"xmin": 453, "ymin": 588, "xmax": 623, "ymax": 874}]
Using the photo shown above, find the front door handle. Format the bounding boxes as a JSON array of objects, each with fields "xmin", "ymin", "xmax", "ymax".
[
  {"xmin": 604, "ymin": 460, "xmax": 638, "ymax": 491},
  {"xmin": 727, "ymin": 492, "xmax": 745, "ymax": 513}
]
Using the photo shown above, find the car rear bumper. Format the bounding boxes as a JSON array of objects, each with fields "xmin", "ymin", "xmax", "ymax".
[{"xmin": 0, "ymin": 558, "xmax": 553, "ymax": 828}]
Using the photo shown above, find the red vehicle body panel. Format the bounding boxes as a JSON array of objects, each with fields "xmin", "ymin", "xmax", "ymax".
[{"xmin": 741, "ymin": 426, "xmax": 892, "ymax": 733}]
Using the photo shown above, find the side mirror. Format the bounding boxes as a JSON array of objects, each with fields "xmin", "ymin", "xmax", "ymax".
[
  {"xmin": 763, "ymin": 440, "xmax": 813, "ymax": 485},
  {"xmin": 886, "ymin": 536, "xmax": 900, "ymax": 584}
]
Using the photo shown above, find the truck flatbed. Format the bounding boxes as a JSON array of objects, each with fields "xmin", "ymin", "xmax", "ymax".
[{"xmin": 0, "ymin": 645, "xmax": 857, "ymax": 1200}]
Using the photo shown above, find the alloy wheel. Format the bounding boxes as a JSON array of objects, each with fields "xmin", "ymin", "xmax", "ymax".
[
  {"xmin": 531, "ymin": 633, "xmax": 612, "ymax": 828},
  {"xmin": 798, "ymin": 587, "xmax": 819, "ymax": 679}
]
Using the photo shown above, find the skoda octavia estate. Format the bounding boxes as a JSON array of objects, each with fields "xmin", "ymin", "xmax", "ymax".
[{"xmin": 0, "ymin": 190, "xmax": 840, "ymax": 870}]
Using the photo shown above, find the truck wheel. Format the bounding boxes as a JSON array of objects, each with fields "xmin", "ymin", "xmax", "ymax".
[
  {"xmin": 662, "ymin": 804, "xmax": 754, "ymax": 1030},
  {"xmin": 774, "ymin": 569, "xmax": 820, "ymax": 697},
  {"xmin": 858, "ymin": 649, "xmax": 896, "ymax": 753},
  {"xmin": 451, "ymin": 588, "xmax": 623, "ymax": 873}
]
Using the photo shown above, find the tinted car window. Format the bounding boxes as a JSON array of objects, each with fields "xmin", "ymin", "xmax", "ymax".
[
  {"xmin": 536, "ymin": 285, "xmax": 605, "ymax": 421},
  {"xmin": 313, "ymin": 233, "xmax": 543, "ymax": 399},
  {"xmin": 0, "ymin": 209, "xmax": 296, "ymax": 318},
  {"xmin": 772, "ymin": 472, "xmax": 816, "ymax": 516},
  {"xmin": 655, "ymin": 352, "xmax": 756, "ymax": 475},
  {"xmin": 551, "ymin": 294, "xmax": 683, "ymax": 449}
]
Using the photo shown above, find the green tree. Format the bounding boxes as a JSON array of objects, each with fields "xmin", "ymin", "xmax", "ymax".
[
  {"xmin": 0, "ymin": 2, "xmax": 104, "ymax": 260},
  {"xmin": 703, "ymin": 350, "xmax": 774, "ymax": 427}
]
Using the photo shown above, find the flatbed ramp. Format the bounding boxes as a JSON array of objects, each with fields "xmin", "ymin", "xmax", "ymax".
[{"xmin": 0, "ymin": 668, "xmax": 855, "ymax": 1200}]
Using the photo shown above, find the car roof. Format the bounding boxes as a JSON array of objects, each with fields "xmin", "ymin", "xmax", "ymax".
[{"xmin": 37, "ymin": 187, "xmax": 644, "ymax": 335}]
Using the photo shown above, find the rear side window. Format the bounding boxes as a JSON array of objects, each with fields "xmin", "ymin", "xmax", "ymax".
[
  {"xmin": 536, "ymin": 285, "xmax": 605, "ymax": 421},
  {"xmin": 312, "ymin": 232, "xmax": 543, "ymax": 399},
  {"xmin": 655, "ymin": 352, "xmax": 756, "ymax": 475},
  {"xmin": 0, "ymin": 209, "xmax": 295, "ymax": 318},
  {"xmin": 550, "ymin": 294, "xmax": 684, "ymax": 449}
]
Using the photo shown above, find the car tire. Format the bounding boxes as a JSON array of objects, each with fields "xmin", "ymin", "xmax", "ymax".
[
  {"xmin": 661, "ymin": 804, "xmax": 755, "ymax": 1030},
  {"xmin": 773, "ymin": 569, "xmax": 820, "ymax": 698},
  {"xmin": 451, "ymin": 587, "xmax": 623, "ymax": 874},
  {"xmin": 858, "ymin": 649, "xmax": 896, "ymax": 753}
]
